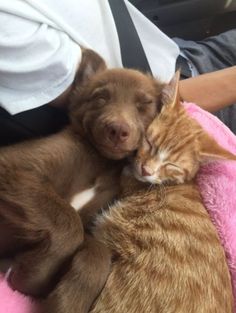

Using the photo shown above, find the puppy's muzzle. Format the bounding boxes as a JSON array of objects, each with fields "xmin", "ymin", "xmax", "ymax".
[{"xmin": 105, "ymin": 122, "xmax": 130, "ymax": 146}]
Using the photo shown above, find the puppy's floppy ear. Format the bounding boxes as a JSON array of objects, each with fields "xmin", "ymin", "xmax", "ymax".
[
  {"xmin": 161, "ymin": 70, "xmax": 180, "ymax": 109},
  {"xmin": 73, "ymin": 49, "xmax": 107, "ymax": 87}
]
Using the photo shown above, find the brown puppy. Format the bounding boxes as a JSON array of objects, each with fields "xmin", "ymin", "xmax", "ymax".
[
  {"xmin": 71, "ymin": 49, "xmax": 163, "ymax": 160},
  {"xmin": 0, "ymin": 49, "xmax": 163, "ymax": 311}
]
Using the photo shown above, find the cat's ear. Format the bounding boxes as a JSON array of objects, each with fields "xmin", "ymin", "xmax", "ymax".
[
  {"xmin": 161, "ymin": 71, "xmax": 181, "ymax": 109},
  {"xmin": 73, "ymin": 49, "xmax": 107, "ymax": 88},
  {"xmin": 199, "ymin": 133, "xmax": 236, "ymax": 161}
]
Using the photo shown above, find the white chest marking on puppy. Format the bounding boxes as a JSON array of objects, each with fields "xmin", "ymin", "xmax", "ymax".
[{"xmin": 70, "ymin": 187, "xmax": 96, "ymax": 211}]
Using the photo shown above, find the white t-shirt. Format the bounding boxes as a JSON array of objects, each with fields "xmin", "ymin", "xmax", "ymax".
[{"xmin": 0, "ymin": 0, "xmax": 180, "ymax": 115}]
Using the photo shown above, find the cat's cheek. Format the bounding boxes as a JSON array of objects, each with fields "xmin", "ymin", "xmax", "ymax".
[
  {"xmin": 168, "ymin": 174, "xmax": 185, "ymax": 184},
  {"xmin": 177, "ymin": 176, "xmax": 185, "ymax": 184},
  {"xmin": 133, "ymin": 171, "xmax": 147, "ymax": 183},
  {"xmin": 132, "ymin": 161, "xmax": 142, "ymax": 178}
]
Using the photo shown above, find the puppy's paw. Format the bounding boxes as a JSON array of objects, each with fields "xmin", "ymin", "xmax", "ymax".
[
  {"xmin": 7, "ymin": 261, "xmax": 49, "ymax": 297},
  {"xmin": 7, "ymin": 248, "xmax": 57, "ymax": 298},
  {"xmin": 43, "ymin": 235, "xmax": 111, "ymax": 313}
]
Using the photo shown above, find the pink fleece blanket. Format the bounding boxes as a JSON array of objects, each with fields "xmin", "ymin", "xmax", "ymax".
[
  {"xmin": 0, "ymin": 273, "xmax": 39, "ymax": 313},
  {"xmin": 0, "ymin": 103, "xmax": 235, "ymax": 312},
  {"xmin": 184, "ymin": 102, "xmax": 236, "ymax": 311}
]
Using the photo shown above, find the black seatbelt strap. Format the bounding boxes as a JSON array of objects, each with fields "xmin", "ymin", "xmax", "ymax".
[
  {"xmin": 176, "ymin": 55, "xmax": 192, "ymax": 79},
  {"xmin": 108, "ymin": 0, "xmax": 152, "ymax": 74}
]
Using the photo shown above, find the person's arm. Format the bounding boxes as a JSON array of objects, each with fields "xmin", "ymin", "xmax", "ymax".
[{"xmin": 179, "ymin": 66, "xmax": 236, "ymax": 112}]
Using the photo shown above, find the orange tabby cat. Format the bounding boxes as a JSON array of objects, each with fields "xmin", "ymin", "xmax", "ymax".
[{"xmin": 90, "ymin": 72, "xmax": 235, "ymax": 313}]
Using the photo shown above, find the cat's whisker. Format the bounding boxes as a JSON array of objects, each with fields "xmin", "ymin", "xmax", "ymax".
[
  {"xmin": 148, "ymin": 183, "xmax": 154, "ymax": 193},
  {"xmin": 143, "ymin": 184, "xmax": 152, "ymax": 198}
]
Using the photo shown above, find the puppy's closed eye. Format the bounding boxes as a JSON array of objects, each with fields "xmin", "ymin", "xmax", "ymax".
[
  {"xmin": 135, "ymin": 92, "xmax": 155, "ymax": 112},
  {"xmin": 90, "ymin": 87, "xmax": 110, "ymax": 103}
]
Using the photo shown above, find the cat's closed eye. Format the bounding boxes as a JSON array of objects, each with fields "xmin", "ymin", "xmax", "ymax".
[
  {"xmin": 165, "ymin": 163, "xmax": 180, "ymax": 171},
  {"xmin": 164, "ymin": 163, "xmax": 185, "ymax": 182}
]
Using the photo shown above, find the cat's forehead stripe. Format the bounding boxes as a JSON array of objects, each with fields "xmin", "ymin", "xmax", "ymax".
[
  {"xmin": 147, "ymin": 127, "xmax": 154, "ymax": 138},
  {"xmin": 159, "ymin": 150, "xmax": 169, "ymax": 162}
]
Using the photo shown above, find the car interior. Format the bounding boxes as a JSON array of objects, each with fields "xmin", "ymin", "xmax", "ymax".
[
  {"xmin": 0, "ymin": 0, "xmax": 235, "ymax": 147},
  {"xmin": 130, "ymin": 0, "xmax": 236, "ymax": 40}
]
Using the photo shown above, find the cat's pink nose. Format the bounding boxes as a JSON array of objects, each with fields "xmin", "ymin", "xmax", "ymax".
[{"xmin": 141, "ymin": 165, "xmax": 151, "ymax": 177}]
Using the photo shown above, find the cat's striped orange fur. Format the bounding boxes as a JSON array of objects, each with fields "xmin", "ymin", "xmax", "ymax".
[{"xmin": 90, "ymin": 72, "xmax": 235, "ymax": 313}]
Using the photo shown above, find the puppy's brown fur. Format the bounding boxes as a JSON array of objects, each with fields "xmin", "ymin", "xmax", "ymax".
[
  {"xmin": 0, "ymin": 128, "xmax": 117, "ymax": 296},
  {"xmin": 0, "ymin": 49, "xmax": 163, "ymax": 312},
  {"xmin": 71, "ymin": 50, "xmax": 163, "ymax": 160}
]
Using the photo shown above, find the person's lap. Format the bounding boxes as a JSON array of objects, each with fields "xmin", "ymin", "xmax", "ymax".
[{"xmin": 0, "ymin": 106, "xmax": 68, "ymax": 146}]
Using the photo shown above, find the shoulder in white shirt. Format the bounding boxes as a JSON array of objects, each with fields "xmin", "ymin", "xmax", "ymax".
[{"xmin": 0, "ymin": 0, "xmax": 179, "ymax": 114}]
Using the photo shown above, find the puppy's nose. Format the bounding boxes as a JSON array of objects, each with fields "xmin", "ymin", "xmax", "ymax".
[
  {"xmin": 106, "ymin": 122, "xmax": 130, "ymax": 144},
  {"xmin": 141, "ymin": 165, "xmax": 151, "ymax": 177}
]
